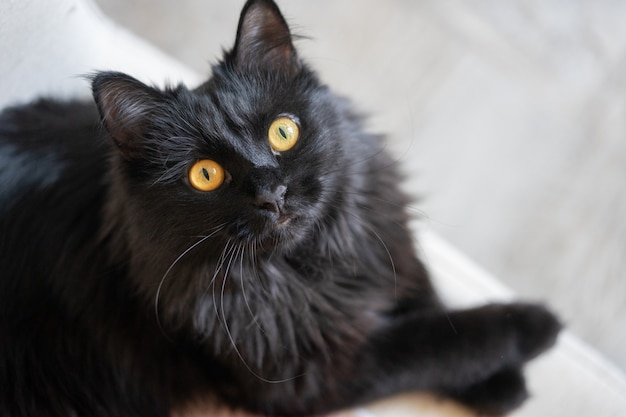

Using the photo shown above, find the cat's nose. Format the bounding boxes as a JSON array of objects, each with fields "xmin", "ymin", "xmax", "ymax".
[{"xmin": 255, "ymin": 185, "xmax": 287, "ymax": 214}]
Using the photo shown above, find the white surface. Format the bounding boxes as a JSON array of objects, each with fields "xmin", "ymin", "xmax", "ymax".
[{"xmin": 0, "ymin": 0, "xmax": 199, "ymax": 109}]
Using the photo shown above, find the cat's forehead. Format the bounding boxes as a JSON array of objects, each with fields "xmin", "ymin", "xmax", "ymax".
[
  {"xmin": 189, "ymin": 72, "xmax": 308, "ymax": 163},
  {"xmin": 207, "ymin": 69, "xmax": 303, "ymax": 117}
]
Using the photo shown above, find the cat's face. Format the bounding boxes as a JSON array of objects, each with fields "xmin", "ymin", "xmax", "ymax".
[{"xmin": 93, "ymin": 0, "xmax": 347, "ymax": 257}]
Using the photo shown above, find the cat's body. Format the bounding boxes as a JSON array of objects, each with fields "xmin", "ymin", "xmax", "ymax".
[{"xmin": 0, "ymin": 1, "xmax": 560, "ymax": 416}]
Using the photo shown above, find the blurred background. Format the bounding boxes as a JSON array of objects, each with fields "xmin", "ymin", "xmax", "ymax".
[{"xmin": 94, "ymin": 0, "xmax": 626, "ymax": 371}]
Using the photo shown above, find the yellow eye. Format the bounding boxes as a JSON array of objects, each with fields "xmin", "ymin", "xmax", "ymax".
[
  {"xmin": 268, "ymin": 116, "xmax": 299, "ymax": 152},
  {"xmin": 188, "ymin": 160, "xmax": 225, "ymax": 191}
]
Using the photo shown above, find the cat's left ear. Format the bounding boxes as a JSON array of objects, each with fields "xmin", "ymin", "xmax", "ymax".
[{"xmin": 231, "ymin": 0, "xmax": 301, "ymax": 75}]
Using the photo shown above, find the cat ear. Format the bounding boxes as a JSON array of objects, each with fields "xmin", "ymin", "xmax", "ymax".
[
  {"xmin": 231, "ymin": 0, "xmax": 300, "ymax": 74},
  {"xmin": 92, "ymin": 72, "xmax": 163, "ymax": 159}
]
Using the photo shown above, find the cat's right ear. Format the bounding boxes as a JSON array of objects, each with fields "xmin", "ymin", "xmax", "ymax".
[
  {"xmin": 230, "ymin": 0, "xmax": 300, "ymax": 75},
  {"xmin": 92, "ymin": 72, "xmax": 163, "ymax": 159}
]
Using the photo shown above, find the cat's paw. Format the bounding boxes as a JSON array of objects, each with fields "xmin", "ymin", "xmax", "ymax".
[
  {"xmin": 449, "ymin": 367, "xmax": 528, "ymax": 416},
  {"xmin": 504, "ymin": 303, "xmax": 562, "ymax": 362}
]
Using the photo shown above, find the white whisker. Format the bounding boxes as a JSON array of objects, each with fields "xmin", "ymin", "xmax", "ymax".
[
  {"xmin": 362, "ymin": 223, "xmax": 397, "ymax": 302},
  {"xmin": 211, "ymin": 239, "xmax": 235, "ymax": 321},
  {"xmin": 213, "ymin": 241, "xmax": 302, "ymax": 384},
  {"xmin": 324, "ymin": 202, "xmax": 399, "ymax": 302},
  {"xmin": 154, "ymin": 223, "xmax": 226, "ymax": 338},
  {"xmin": 240, "ymin": 241, "xmax": 265, "ymax": 332}
]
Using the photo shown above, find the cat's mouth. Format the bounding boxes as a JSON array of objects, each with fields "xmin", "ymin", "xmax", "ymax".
[
  {"xmin": 253, "ymin": 210, "xmax": 308, "ymax": 251},
  {"xmin": 229, "ymin": 210, "xmax": 297, "ymax": 246},
  {"xmin": 260, "ymin": 213, "xmax": 294, "ymax": 238},
  {"xmin": 276, "ymin": 215, "xmax": 292, "ymax": 228}
]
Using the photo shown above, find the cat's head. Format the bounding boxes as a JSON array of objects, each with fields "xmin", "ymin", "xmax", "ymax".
[{"xmin": 92, "ymin": 0, "xmax": 359, "ymax": 259}]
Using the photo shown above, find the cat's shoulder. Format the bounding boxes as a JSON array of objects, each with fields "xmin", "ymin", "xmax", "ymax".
[
  {"xmin": 1, "ymin": 97, "xmax": 94, "ymax": 118},
  {"xmin": 1, "ymin": 97, "xmax": 96, "ymax": 130},
  {"xmin": 0, "ymin": 97, "xmax": 101, "ymax": 153},
  {"xmin": 0, "ymin": 98, "xmax": 107, "ymax": 215}
]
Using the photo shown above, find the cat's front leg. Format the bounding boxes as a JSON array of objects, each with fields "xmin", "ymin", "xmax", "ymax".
[
  {"xmin": 238, "ymin": 304, "xmax": 561, "ymax": 416},
  {"xmin": 342, "ymin": 302, "xmax": 561, "ymax": 415},
  {"xmin": 444, "ymin": 367, "xmax": 528, "ymax": 415},
  {"xmin": 223, "ymin": 303, "xmax": 559, "ymax": 416}
]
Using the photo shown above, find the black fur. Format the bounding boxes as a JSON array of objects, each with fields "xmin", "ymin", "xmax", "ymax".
[{"xmin": 0, "ymin": 1, "xmax": 561, "ymax": 416}]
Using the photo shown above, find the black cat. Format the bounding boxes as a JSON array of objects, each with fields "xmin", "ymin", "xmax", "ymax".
[{"xmin": 0, "ymin": 1, "xmax": 560, "ymax": 416}]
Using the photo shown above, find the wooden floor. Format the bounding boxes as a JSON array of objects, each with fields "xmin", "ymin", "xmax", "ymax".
[{"xmin": 95, "ymin": 0, "xmax": 626, "ymax": 371}]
